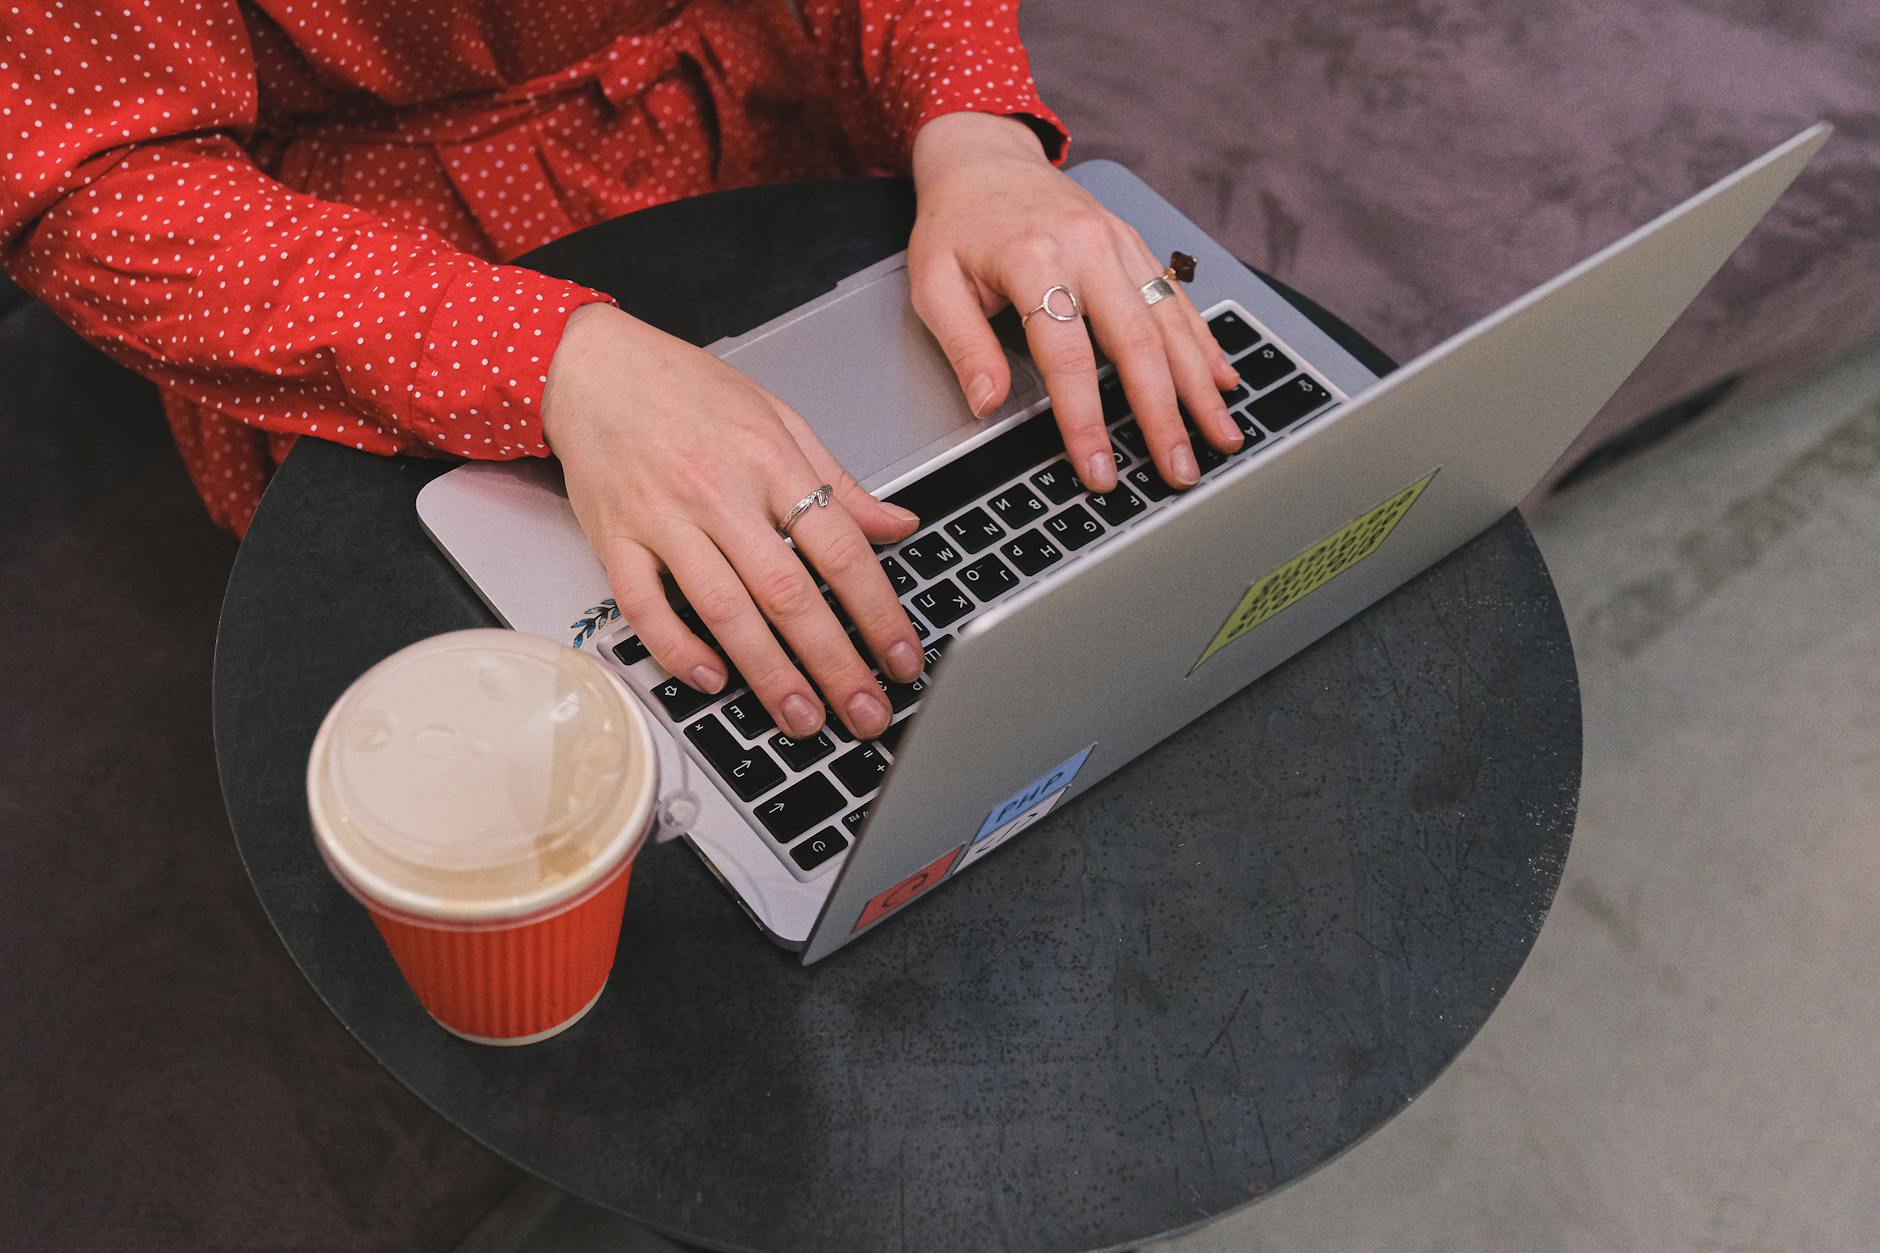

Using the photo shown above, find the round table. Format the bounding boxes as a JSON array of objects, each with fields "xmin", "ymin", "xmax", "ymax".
[{"xmin": 214, "ymin": 178, "xmax": 1580, "ymax": 1253}]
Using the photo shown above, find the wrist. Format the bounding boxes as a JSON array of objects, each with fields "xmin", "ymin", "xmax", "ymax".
[
  {"xmin": 912, "ymin": 111, "xmax": 1048, "ymax": 183},
  {"xmin": 541, "ymin": 302, "xmax": 619, "ymax": 454}
]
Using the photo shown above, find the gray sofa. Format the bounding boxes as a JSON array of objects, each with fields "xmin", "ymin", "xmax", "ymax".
[
  {"xmin": 1026, "ymin": 0, "xmax": 1880, "ymax": 495},
  {"xmin": 5, "ymin": 1, "xmax": 1876, "ymax": 1247}
]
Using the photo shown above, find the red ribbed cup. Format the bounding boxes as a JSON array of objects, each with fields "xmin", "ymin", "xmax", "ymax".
[
  {"xmin": 307, "ymin": 630, "xmax": 660, "ymax": 1047},
  {"xmin": 364, "ymin": 858, "xmax": 635, "ymax": 1044}
]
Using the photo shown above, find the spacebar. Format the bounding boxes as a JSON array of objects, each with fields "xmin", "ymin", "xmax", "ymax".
[{"xmin": 884, "ymin": 407, "xmax": 1065, "ymax": 525}]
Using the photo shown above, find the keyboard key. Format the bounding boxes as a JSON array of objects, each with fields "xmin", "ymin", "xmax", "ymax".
[
  {"xmin": 650, "ymin": 674, "xmax": 716, "ymax": 722},
  {"xmin": 879, "ymin": 556, "xmax": 916, "ymax": 596},
  {"xmin": 1111, "ymin": 419, "xmax": 1148, "ymax": 460},
  {"xmin": 909, "ymin": 613, "xmax": 931, "ymax": 641},
  {"xmin": 959, "ymin": 553, "xmax": 1020, "ymax": 602},
  {"xmin": 1126, "ymin": 464, "xmax": 1175, "ymax": 501},
  {"xmin": 988, "ymin": 484, "xmax": 1048, "ymax": 527},
  {"xmin": 920, "ymin": 635, "xmax": 951, "ymax": 672},
  {"xmin": 1045, "ymin": 504, "xmax": 1105, "ymax": 551},
  {"xmin": 944, "ymin": 506, "xmax": 1005, "ymax": 554},
  {"xmin": 1087, "ymin": 485, "xmax": 1147, "ymax": 526},
  {"xmin": 911, "ymin": 578, "xmax": 975, "ymax": 628},
  {"xmin": 1229, "ymin": 409, "xmax": 1269, "ymax": 448},
  {"xmin": 790, "ymin": 827, "xmax": 849, "ymax": 872},
  {"xmin": 876, "ymin": 717, "xmax": 910, "ymax": 755},
  {"xmin": 825, "ymin": 712, "xmax": 854, "ymax": 743},
  {"xmin": 1194, "ymin": 442, "xmax": 1229, "ymax": 474},
  {"xmin": 1208, "ymin": 309, "xmax": 1261, "ymax": 357},
  {"xmin": 1237, "ymin": 343, "xmax": 1295, "ymax": 390},
  {"xmin": 831, "ymin": 744, "xmax": 891, "ymax": 796},
  {"xmin": 1221, "ymin": 381, "xmax": 1250, "ymax": 408},
  {"xmin": 901, "ymin": 532, "xmax": 961, "ymax": 579},
  {"xmin": 755, "ymin": 774, "xmax": 845, "ymax": 843},
  {"xmin": 685, "ymin": 715, "xmax": 785, "ymax": 801},
  {"xmin": 721, "ymin": 691, "xmax": 774, "ymax": 740},
  {"xmin": 882, "ymin": 671, "xmax": 927, "ymax": 714},
  {"xmin": 884, "ymin": 406, "xmax": 1068, "ymax": 523},
  {"xmin": 1247, "ymin": 375, "xmax": 1334, "ymax": 432},
  {"xmin": 1109, "ymin": 447, "xmax": 1132, "ymax": 474},
  {"xmin": 1030, "ymin": 459, "xmax": 1083, "ymax": 504},
  {"xmin": 610, "ymin": 635, "xmax": 649, "ymax": 666},
  {"xmin": 770, "ymin": 730, "xmax": 835, "ymax": 771},
  {"xmin": 1098, "ymin": 372, "xmax": 1131, "ymax": 422},
  {"xmin": 1000, "ymin": 529, "xmax": 1063, "ymax": 576},
  {"xmin": 841, "ymin": 804, "xmax": 871, "ymax": 833}
]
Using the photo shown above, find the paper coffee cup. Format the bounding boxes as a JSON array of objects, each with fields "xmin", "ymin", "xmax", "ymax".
[{"xmin": 308, "ymin": 629, "xmax": 658, "ymax": 1045}]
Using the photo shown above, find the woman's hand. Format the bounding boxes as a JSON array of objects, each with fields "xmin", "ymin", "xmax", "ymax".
[
  {"xmin": 909, "ymin": 112, "xmax": 1243, "ymax": 493},
  {"xmin": 541, "ymin": 303, "xmax": 924, "ymax": 740}
]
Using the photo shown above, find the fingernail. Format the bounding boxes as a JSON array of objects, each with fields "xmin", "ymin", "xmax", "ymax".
[
  {"xmin": 782, "ymin": 694, "xmax": 822, "ymax": 737},
  {"xmin": 847, "ymin": 690, "xmax": 891, "ymax": 738},
  {"xmin": 1217, "ymin": 411, "xmax": 1244, "ymax": 447},
  {"xmin": 1171, "ymin": 444, "xmax": 1200, "ymax": 485},
  {"xmin": 691, "ymin": 664, "xmax": 725, "ymax": 693},
  {"xmin": 1084, "ymin": 450, "xmax": 1116, "ymax": 490},
  {"xmin": 968, "ymin": 374, "xmax": 998, "ymax": 417},
  {"xmin": 887, "ymin": 640, "xmax": 921, "ymax": 683},
  {"xmin": 881, "ymin": 502, "xmax": 920, "ymax": 527}
]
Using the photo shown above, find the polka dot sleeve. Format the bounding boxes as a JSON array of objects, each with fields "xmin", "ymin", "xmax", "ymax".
[
  {"xmin": 0, "ymin": 2, "xmax": 611, "ymax": 470},
  {"xmin": 801, "ymin": 0, "xmax": 1070, "ymax": 170}
]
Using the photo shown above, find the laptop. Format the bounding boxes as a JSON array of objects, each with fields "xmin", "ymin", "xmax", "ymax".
[{"xmin": 418, "ymin": 125, "xmax": 1829, "ymax": 964}]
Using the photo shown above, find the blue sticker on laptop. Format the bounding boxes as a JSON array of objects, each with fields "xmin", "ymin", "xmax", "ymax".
[{"xmin": 956, "ymin": 743, "xmax": 1096, "ymax": 873}]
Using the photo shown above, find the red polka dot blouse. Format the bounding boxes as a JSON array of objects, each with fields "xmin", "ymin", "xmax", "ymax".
[{"xmin": 0, "ymin": 1, "xmax": 1068, "ymax": 534}]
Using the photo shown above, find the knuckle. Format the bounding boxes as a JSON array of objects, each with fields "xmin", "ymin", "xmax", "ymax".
[
  {"xmin": 689, "ymin": 582, "xmax": 749, "ymax": 628},
  {"xmin": 754, "ymin": 565, "xmax": 821, "ymax": 619},
  {"xmin": 1042, "ymin": 338, "xmax": 1095, "ymax": 376},
  {"xmin": 818, "ymin": 529, "xmax": 877, "ymax": 581},
  {"xmin": 1015, "ymin": 231, "xmax": 1060, "ymax": 269},
  {"xmin": 1061, "ymin": 209, "xmax": 1113, "ymax": 248},
  {"xmin": 1117, "ymin": 319, "xmax": 1165, "ymax": 360}
]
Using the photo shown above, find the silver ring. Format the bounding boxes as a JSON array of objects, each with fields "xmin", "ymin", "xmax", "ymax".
[
  {"xmin": 1140, "ymin": 276, "xmax": 1176, "ymax": 307},
  {"xmin": 1020, "ymin": 284, "xmax": 1080, "ymax": 327},
  {"xmin": 777, "ymin": 484, "xmax": 835, "ymax": 539}
]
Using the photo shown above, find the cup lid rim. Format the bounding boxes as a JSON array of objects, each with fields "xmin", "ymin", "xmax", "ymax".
[{"xmin": 306, "ymin": 629, "xmax": 658, "ymax": 924}]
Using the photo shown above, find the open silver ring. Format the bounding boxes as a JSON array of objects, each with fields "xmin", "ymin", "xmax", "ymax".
[
  {"xmin": 1020, "ymin": 284, "xmax": 1080, "ymax": 327},
  {"xmin": 777, "ymin": 484, "xmax": 835, "ymax": 539}
]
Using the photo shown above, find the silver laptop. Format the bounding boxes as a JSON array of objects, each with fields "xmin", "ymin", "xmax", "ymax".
[{"xmin": 419, "ymin": 125, "xmax": 1828, "ymax": 963}]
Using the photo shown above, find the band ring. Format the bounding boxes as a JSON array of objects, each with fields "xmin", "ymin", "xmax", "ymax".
[
  {"xmin": 1020, "ymin": 284, "xmax": 1080, "ymax": 327},
  {"xmin": 777, "ymin": 484, "xmax": 835, "ymax": 539},
  {"xmin": 1141, "ymin": 250, "xmax": 1199, "ymax": 307},
  {"xmin": 1140, "ymin": 276, "xmax": 1177, "ymax": 306}
]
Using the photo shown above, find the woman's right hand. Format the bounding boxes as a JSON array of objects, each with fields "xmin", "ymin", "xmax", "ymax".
[{"xmin": 541, "ymin": 303, "xmax": 924, "ymax": 742}]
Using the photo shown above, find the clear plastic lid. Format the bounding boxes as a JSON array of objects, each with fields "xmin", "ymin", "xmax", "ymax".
[{"xmin": 307, "ymin": 629, "xmax": 657, "ymax": 925}]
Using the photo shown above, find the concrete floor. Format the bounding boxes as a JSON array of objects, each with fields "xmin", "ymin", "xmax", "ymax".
[{"xmin": 1151, "ymin": 340, "xmax": 1880, "ymax": 1253}]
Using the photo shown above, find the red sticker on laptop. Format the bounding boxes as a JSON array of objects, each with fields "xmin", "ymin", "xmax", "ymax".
[{"xmin": 853, "ymin": 845, "xmax": 966, "ymax": 933}]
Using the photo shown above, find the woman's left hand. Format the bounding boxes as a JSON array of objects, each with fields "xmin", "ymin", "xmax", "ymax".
[{"xmin": 909, "ymin": 112, "xmax": 1244, "ymax": 495}]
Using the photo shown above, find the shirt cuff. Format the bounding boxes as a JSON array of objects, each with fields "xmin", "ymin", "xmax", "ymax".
[
  {"xmin": 411, "ymin": 264, "xmax": 613, "ymax": 460},
  {"xmin": 885, "ymin": 36, "xmax": 1070, "ymax": 168}
]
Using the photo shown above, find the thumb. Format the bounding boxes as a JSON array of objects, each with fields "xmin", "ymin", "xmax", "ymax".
[
  {"xmin": 770, "ymin": 399, "xmax": 922, "ymax": 546},
  {"xmin": 910, "ymin": 255, "xmax": 1013, "ymax": 419}
]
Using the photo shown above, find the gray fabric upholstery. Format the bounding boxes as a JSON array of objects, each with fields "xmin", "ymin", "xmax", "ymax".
[{"xmin": 1024, "ymin": 0, "xmax": 1880, "ymax": 495}]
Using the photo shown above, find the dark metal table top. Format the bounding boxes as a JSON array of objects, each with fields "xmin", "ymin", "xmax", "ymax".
[{"xmin": 214, "ymin": 178, "xmax": 1579, "ymax": 1253}]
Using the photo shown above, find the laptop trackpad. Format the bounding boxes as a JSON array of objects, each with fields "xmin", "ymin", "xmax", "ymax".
[{"xmin": 713, "ymin": 262, "xmax": 1042, "ymax": 484}]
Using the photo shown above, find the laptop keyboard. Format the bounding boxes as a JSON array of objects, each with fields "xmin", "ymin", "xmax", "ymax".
[{"xmin": 602, "ymin": 301, "xmax": 1341, "ymax": 883}]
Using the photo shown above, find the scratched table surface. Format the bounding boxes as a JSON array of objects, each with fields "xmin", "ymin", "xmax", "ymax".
[{"xmin": 215, "ymin": 179, "xmax": 1580, "ymax": 1253}]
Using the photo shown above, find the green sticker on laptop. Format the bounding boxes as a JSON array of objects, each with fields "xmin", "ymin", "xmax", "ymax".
[{"xmin": 1192, "ymin": 470, "xmax": 1438, "ymax": 673}]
